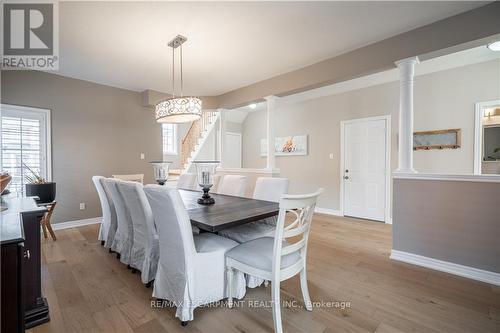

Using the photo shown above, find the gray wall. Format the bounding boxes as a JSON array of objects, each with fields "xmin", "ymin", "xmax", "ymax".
[
  {"xmin": 241, "ymin": 60, "xmax": 500, "ymax": 210},
  {"xmin": 1, "ymin": 70, "xmax": 186, "ymax": 223},
  {"xmin": 393, "ymin": 178, "xmax": 500, "ymax": 273}
]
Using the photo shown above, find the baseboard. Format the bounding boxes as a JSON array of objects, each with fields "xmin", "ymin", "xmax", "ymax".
[
  {"xmin": 314, "ymin": 207, "xmax": 342, "ymax": 217},
  {"xmin": 52, "ymin": 217, "xmax": 102, "ymax": 231},
  {"xmin": 390, "ymin": 250, "xmax": 500, "ymax": 286}
]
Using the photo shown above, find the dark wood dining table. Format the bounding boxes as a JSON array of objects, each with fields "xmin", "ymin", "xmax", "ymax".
[{"xmin": 178, "ymin": 189, "xmax": 280, "ymax": 232}]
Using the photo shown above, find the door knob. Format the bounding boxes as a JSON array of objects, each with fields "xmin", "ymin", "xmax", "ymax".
[
  {"xmin": 343, "ymin": 176, "xmax": 349, "ymax": 180},
  {"xmin": 24, "ymin": 249, "xmax": 30, "ymax": 259}
]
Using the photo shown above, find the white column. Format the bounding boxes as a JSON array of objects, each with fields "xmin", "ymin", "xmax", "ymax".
[
  {"xmin": 265, "ymin": 96, "xmax": 278, "ymax": 170},
  {"xmin": 218, "ymin": 108, "xmax": 227, "ymax": 168},
  {"xmin": 395, "ymin": 57, "xmax": 419, "ymax": 174}
]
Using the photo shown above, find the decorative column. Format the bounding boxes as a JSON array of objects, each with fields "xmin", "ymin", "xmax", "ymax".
[
  {"xmin": 395, "ymin": 57, "xmax": 419, "ymax": 173},
  {"xmin": 265, "ymin": 96, "xmax": 278, "ymax": 170},
  {"xmin": 218, "ymin": 108, "xmax": 227, "ymax": 168}
]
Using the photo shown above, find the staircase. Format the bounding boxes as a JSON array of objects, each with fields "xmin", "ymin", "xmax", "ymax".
[{"xmin": 181, "ymin": 110, "xmax": 220, "ymax": 173}]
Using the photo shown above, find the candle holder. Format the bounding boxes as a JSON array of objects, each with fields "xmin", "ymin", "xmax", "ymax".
[
  {"xmin": 193, "ymin": 161, "xmax": 219, "ymax": 205},
  {"xmin": 149, "ymin": 161, "xmax": 172, "ymax": 185}
]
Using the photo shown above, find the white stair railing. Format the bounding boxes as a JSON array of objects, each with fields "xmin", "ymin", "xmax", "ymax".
[{"xmin": 181, "ymin": 110, "xmax": 219, "ymax": 173}]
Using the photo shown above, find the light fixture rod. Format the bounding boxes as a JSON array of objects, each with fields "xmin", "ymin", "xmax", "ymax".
[
  {"xmin": 172, "ymin": 46, "xmax": 175, "ymax": 98},
  {"xmin": 180, "ymin": 43, "xmax": 183, "ymax": 97}
]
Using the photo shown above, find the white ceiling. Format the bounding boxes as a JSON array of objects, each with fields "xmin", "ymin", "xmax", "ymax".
[{"xmin": 57, "ymin": 1, "xmax": 485, "ymax": 96}]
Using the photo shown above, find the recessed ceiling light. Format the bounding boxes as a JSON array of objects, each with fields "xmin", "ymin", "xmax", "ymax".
[
  {"xmin": 248, "ymin": 103, "xmax": 257, "ymax": 109},
  {"xmin": 487, "ymin": 41, "xmax": 500, "ymax": 52}
]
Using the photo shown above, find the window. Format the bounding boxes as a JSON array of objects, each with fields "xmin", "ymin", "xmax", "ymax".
[
  {"xmin": 0, "ymin": 105, "xmax": 51, "ymax": 194},
  {"xmin": 162, "ymin": 123, "xmax": 178, "ymax": 156}
]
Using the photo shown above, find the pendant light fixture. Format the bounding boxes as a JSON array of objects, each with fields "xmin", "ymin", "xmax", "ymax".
[{"xmin": 155, "ymin": 35, "xmax": 202, "ymax": 123}]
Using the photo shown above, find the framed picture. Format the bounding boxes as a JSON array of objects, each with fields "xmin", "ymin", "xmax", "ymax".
[
  {"xmin": 261, "ymin": 135, "xmax": 308, "ymax": 156},
  {"xmin": 413, "ymin": 129, "xmax": 461, "ymax": 150}
]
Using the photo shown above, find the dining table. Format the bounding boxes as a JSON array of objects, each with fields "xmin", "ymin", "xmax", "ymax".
[{"xmin": 178, "ymin": 189, "xmax": 280, "ymax": 232}]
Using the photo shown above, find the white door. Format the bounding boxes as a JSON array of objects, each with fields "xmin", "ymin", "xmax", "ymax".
[
  {"xmin": 224, "ymin": 132, "xmax": 242, "ymax": 168},
  {"xmin": 343, "ymin": 118, "xmax": 387, "ymax": 222}
]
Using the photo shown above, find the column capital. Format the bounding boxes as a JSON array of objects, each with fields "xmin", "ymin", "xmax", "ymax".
[
  {"xmin": 264, "ymin": 95, "xmax": 280, "ymax": 102},
  {"xmin": 395, "ymin": 56, "xmax": 420, "ymax": 68}
]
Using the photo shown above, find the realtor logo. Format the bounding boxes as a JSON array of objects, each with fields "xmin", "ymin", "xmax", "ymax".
[{"xmin": 2, "ymin": 1, "xmax": 59, "ymax": 70}]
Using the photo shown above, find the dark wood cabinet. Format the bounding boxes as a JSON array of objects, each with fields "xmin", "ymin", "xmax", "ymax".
[
  {"xmin": 1, "ymin": 197, "xmax": 49, "ymax": 333},
  {"xmin": 21, "ymin": 210, "xmax": 50, "ymax": 329},
  {"xmin": 1, "ymin": 241, "xmax": 25, "ymax": 333}
]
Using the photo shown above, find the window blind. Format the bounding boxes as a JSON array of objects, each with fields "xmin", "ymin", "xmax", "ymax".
[{"xmin": 1, "ymin": 114, "xmax": 43, "ymax": 194}]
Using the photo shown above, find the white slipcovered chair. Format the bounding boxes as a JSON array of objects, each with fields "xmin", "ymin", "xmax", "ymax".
[
  {"xmin": 143, "ymin": 185, "xmax": 246, "ymax": 324},
  {"xmin": 112, "ymin": 173, "xmax": 144, "ymax": 184},
  {"xmin": 226, "ymin": 189, "xmax": 323, "ymax": 333},
  {"xmin": 176, "ymin": 173, "xmax": 197, "ymax": 190},
  {"xmin": 211, "ymin": 174, "xmax": 221, "ymax": 193},
  {"xmin": 92, "ymin": 176, "xmax": 116, "ymax": 247},
  {"xmin": 217, "ymin": 175, "xmax": 247, "ymax": 197},
  {"xmin": 104, "ymin": 178, "xmax": 134, "ymax": 265},
  {"xmin": 100, "ymin": 178, "xmax": 118, "ymax": 249},
  {"xmin": 218, "ymin": 177, "xmax": 289, "ymax": 243},
  {"xmin": 116, "ymin": 181, "xmax": 159, "ymax": 285}
]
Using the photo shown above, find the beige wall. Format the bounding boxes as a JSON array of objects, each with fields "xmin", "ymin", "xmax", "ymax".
[
  {"xmin": 393, "ymin": 177, "xmax": 500, "ymax": 273},
  {"xmin": 242, "ymin": 60, "xmax": 500, "ymax": 210},
  {"xmin": 1, "ymin": 70, "xmax": 186, "ymax": 223}
]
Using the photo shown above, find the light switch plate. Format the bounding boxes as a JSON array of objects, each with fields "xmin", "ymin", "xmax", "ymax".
[
  {"xmin": 140, "ymin": 153, "xmax": 145, "ymax": 160},
  {"xmin": 329, "ymin": 153, "xmax": 334, "ymax": 159},
  {"xmin": 79, "ymin": 203, "xmax": 86, "ymax": 210}
]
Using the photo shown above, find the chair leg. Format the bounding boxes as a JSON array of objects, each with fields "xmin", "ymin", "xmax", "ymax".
[
  {"xmin": 46, "ymin": 222, "xmax": 57, "ymax": 241},
  {"xmin": 271, "ymin": 279, "xmax": 283, "ymax": 333},
  {"xmin": 300, "ymin": 269, "xmax": 312, "ymax": 311},
  {"xmin": 227, "ymin": 267, "xmax": 234, "ymax": 308},
  {"xmin": 41, "ymin": 222, "xmax": 48, "ymax": 239}
]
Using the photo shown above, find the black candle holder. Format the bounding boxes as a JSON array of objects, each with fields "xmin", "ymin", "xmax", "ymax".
[{"xmin": 198, "ymin": 186, "xmax": 215, "ymax": 205}]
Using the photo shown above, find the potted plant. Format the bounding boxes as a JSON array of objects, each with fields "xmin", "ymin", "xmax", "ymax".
[{"xmin": 24, "ymin": 164, "xmax": 56, "ymax": 204}]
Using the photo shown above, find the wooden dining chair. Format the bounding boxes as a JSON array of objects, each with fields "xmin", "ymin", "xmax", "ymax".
[
  {"xmin": 226, "ymin": 189, "xmax": 323, "ymax": 333},
  {"xmin": 40, "ymin": 201, "xmax": 57, "ymax": 241}
]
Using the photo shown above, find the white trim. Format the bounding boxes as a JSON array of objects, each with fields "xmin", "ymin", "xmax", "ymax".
[
  {"xmin": 340, "ymin": 115, "xmax": 391, "ymax": 224},
  {"xmin": 216, "ymin": 167, "xmax": 280, "ymax": 174},
  {"xmin": 314, "ymin": 207, "xmax": 342, "ymax": 216},
  {"xmin": 51, "ymin": 217, "xmax": 102, "ymax": 231},
  {"xmin": 392, "ymin": 172, "xmax": 500, "ymax": 183},
  {"xmin": 0, "ymin": 103, "xmax": 52, "ymax": 182},
  {"xmin": 390, "ymin": 250, "xmax": 500, "ymax": 286},
  {"xmin": 474, "ymin": 100, "xmax": 500, "ymax": 175}
]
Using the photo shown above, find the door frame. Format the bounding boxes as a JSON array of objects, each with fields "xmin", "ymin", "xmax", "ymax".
[
  {"xmin": 474, "ymin": 100, "xmax": 500, "ymax": 175},
  {"xmin": 225, "ymin": 131, "xmax": 242, "ymax": 168},
  {"xmin": 339, "ymin": 115, "xmax": 391, "ymax": 224}
]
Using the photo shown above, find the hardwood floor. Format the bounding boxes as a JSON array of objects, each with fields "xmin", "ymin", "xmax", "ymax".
[{"xmin": 32, "ymin": 214, "xmax": 499, "ymax": 333}]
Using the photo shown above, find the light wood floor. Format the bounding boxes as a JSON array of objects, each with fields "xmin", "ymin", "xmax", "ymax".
[{"xmin": 31, "ymin": 214, "xmax": 499, "ymax": 333}]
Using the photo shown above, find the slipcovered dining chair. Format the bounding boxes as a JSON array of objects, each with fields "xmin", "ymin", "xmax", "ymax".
[
  {"xmin": 219, "ymin": 177, "xmax": 289, "ymax": 243},
  {"xmin": 100, "ymin": 178, "xmax": 118, "ymax": 249},
  {"xmin": 211, "ymin": 174, "xmax": 221, "ymax": 193},
  {"xmin": 177, "ymin": 173, "xmax": 197, "ymax": 190},
  {"xmin": 226, "ymin": 189, "xmax": 323, "ymax": 333},
  {"xmin": 105, "ymin": 178, "xmax": 134, "ymax": 265},
  {"xmin": 112, "ymin": 173, "xmax": 144, "ymax": 184},
  {"xmin": 92, "ymin": 176, "xmax": 113, "ymax": 246},
  {"xmin": 117, "ymin": 181, "xmax": 159, "ymax": 285},
  {"xmin": 217, "ymin": 175, "xmax": 247, "ymax": 197},
  {"xmin": 143, "ymin": 185, "xmax": 246, "ymax": 324}
]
